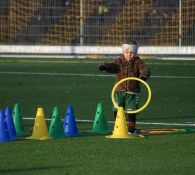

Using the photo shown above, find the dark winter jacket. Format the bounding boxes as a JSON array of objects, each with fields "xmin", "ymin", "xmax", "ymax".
[{"xmin": 103, "ymin": 55, "xmax": 150, "ymax": 93}]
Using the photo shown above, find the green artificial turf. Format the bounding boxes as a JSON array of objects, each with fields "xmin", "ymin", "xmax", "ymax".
[{"xmin": 0, "ymin": 57, "xmax": 195, "ymax": 175}]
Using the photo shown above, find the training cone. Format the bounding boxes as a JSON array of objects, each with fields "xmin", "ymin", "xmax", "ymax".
[
  {"xmin": 27, "ymin": 107, "xmax": 50, "ymax": 140},
  {"xmin": 4, "ymin": 107, "xmax": 17, "ymax": 139},
  {"xmin": 0, "ymin": 110, "xmax": 11, "ymax": 142},
  {"xmin": 106, "ymin": 107, "xmax": 136, "ymax": 139},
  {"xmin": 63, "ymin": 104, "xmax": 80, "ymax": 137},
  {"xmin": 91, "ymin": 103, "xmax": 110, "ymax": 134},
  {"xmin": 49, "ymin": 106, "xmax": 64, "ymax": 138},
  {"xmin": 12, "ymin": 103, "xmax": 24, "ymax": 136}
]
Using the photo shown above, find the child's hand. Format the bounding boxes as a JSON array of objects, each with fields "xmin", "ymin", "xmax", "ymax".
[{"xmin": 98, "ymin": 64, "xmax": 106, "ymax": 71}]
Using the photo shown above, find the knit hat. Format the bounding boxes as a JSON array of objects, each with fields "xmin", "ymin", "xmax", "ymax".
[{"xmin": 122, "ymin": 44, "xmax": 138, "ymax": 54}]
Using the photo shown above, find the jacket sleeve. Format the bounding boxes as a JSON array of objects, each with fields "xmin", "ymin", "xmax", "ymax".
[
  {"xmin": 138, "ymin": 60, "xmax": 150, "ymax": 81},
  {"xmin": 103, "ymin": 62, "xmax": 120, "ymax": 73}
]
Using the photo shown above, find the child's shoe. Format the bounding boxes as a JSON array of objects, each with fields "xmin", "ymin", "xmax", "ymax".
[{"xmin": 128, "ymin": 127, "xmax": 137, "ymax": 134}]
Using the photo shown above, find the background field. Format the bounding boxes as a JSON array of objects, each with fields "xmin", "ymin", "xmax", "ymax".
[{"xmin": 0, "ymin": 57, "xmax": 195, "ymax": 175}]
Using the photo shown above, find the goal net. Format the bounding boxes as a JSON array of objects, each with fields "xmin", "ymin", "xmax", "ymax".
[{"xmin": 0, "ymin": 0, "xmax": 195, "ymax": 55}]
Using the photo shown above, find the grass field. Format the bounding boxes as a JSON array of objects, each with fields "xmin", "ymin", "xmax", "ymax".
[{"xmin": 0, "ymin": 57, "xmax": 195, "ymax": 175}]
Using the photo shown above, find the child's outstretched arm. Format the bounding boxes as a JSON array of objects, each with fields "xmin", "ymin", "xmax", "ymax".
[{"xmin": 98, "ymin": 62, "xmax": 120, "ymax": 73}]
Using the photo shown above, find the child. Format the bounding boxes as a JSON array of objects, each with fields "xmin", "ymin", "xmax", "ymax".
[{"xmin": 98, "ymin": 40, "xmax": 150, "ymax": 134}]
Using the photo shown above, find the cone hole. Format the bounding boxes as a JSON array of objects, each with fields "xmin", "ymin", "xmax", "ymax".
[
  {"xmin": 96, "ymin": 121, "xmax": 99, "ymax": 124},
  {"xmin": 53, "ymin": 115, "xmax": 56, "ymax": 118},
  {"xmin": 116, "ymin": 125, "xmax": 118, "ymax": 128},
  {"xmin": 67, "ymin": 112, "xmax": 70, "ymax": 116},
  {"xmin": 65, "ymin": 123, "xmax": 68, "ymax": 125},
  {"xmin": 97, "ymin": 112, "xmax": 100, "ymax": 114}
]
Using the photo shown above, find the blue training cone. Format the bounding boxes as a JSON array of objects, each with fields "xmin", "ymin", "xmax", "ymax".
[
  {"xmin": 63, "ymin": 104, "xmax": 80, "ymax": 137},
  {"xmin": 0, "ymin": 109, "xmax": 10, "ymax": 142},
  {"xmin": 4, "ymin": 107, "xmax": 17, "ymax": 139}
]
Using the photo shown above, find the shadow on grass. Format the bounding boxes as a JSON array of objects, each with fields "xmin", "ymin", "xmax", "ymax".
[
  {"xmin": 0, "ymin": 165, "xmax": 70, "ymax": 174},
  {"xmin": 80, "ymin": 131, "xmax": 112, "ymax": 137},
  {"xmin": 12, "ymin": 132, "xmax": 112, "ymax": 141}
]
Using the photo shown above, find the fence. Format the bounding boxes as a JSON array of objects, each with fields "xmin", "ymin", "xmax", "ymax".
[{"xmin": 0, "ymin": 0, "xmax": 195, "ymax": 55}]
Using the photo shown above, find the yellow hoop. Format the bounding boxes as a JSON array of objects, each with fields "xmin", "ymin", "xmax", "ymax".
[{"xmin": 111, "ymin": 77, "xmax": 152, "ymax": 114}]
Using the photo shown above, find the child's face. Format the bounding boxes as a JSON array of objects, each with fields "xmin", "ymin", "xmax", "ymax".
[{"xmin": 123, "ymin": 50, "xmax": 135, "ymax": 61}]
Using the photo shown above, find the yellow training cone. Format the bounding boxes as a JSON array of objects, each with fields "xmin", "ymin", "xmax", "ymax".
[
  {"xmin": 106, "ymin": 107, "xmax": 139, "ymax": 139},
  {"xmin": 27, "ymin": 107, "xmax": 51, "ymax": 140}
]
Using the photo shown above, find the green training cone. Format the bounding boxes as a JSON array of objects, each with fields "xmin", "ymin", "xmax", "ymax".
[
  {"xmin": 91, "ymin": 103, "xmax": 110, "ymax": 134},
  {"xmin": 49, "ymin": 106, "xmax": 64, "ymax": 138},
  {"xmin": 12, "ymin": 103, "xmax": 24, "ymax": 136}
]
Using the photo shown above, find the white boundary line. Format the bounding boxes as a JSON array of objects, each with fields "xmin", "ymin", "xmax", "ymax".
[
  {"xmin": 0, "ymin": 71, "xmax": 113, "ymax": 77},
  {"xmin": 0, "ymin": 71, "xmax": 195, "ymax": 79},
  {"xmin": 23, "ymin": 117, "xmax": 195, "ymax": 127},
  {"xmin": 0, "ymin": 59, "xmax": 103, "ymax": 64},
  {"xmin": 1, "ymin": 59, "xmax": 195, "ymax": 65}
]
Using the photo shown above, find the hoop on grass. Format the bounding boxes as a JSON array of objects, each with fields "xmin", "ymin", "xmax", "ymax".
[{"xmin": 111, "ymin": 77, "xmax": 152, "ymax": 114}]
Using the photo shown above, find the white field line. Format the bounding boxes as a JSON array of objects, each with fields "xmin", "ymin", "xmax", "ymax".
[
  {"xmin": 146, "ymin": 62, "xmax": 195, "ymax": 66},
  {"xmin": 0, "ymin": 71, "xmax": 113, "ymax": 77},
  {"xmin": 23, "ymin": 117, "xmax": 195, "ymax": 127},
  {"xmin": 0, "ymin": 59, "xmax": 103, "ymax": 64},
  {"xmin": 0, "ymin": 71, "xmax": 195, "ymax": 79},
  {"xmin": 1, "ymin": 58, "xmax": 195, "ymax": 65}
]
